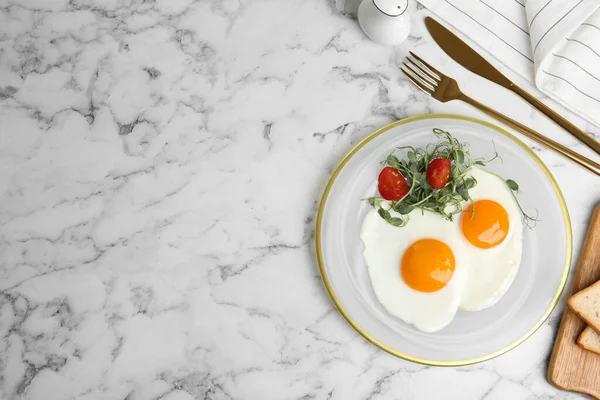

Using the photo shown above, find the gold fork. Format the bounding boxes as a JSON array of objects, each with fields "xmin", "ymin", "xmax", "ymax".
[{"xmin": 400, "ymin": 51, "xmax": 600, "ymax": 176}]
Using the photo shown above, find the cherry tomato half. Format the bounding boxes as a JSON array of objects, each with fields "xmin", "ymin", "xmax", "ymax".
[
  {"xmin": 378, "ymin": 166, "xmax": 409, "ymax": 200},
  {"xmin": 426, "ymin": 158, "xmax": 451, "ymax": 189}
]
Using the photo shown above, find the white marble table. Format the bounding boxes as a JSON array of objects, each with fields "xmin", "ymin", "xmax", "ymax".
[{"xmin": 1, "ymin": 1, "xmax": 599, "ymax": 399}]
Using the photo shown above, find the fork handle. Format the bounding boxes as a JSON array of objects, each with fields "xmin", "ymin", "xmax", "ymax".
[
  {"xmin": 510, "ymin": 85, "xmax": 600, "ymax": 156},
  {"xmin": 459, "ymin": 94, "xmax": 600, "ymax": 176}
]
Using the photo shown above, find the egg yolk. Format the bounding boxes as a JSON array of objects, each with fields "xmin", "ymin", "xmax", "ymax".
[
  {"xmin": 401, "ymin": 239, "xmax": 455, "ymax": 293},
  {"xmin": 461, "ymin": 199, "xmax": 509, "ymax": 249}
]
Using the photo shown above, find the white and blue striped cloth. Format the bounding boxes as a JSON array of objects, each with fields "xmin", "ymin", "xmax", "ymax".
[{"xmin": 419, "ymin": 0, "xmax": 600, "ymax": 127}]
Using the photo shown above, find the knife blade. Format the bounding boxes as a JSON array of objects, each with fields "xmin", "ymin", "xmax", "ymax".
[
  {"xmin": 424, "ymin": 16, "xmax": 512, "ymax": 87},
  {"xmin": 424, "ymin": 16, "xmax": 600, "ymax": 156}
]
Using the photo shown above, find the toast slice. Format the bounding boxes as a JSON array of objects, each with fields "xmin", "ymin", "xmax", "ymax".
[
  {"xmin": 577, "ymin": 326, "xmax": 600, "ymax": 355},
  {"xmin": 568, "ymin": 280, "xmax": 600, "ymax": 333}
]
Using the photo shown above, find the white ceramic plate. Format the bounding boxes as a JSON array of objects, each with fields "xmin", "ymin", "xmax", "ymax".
[{"xmin": 316, "ymin": 114, "xmax": 572, "ymax": 366}]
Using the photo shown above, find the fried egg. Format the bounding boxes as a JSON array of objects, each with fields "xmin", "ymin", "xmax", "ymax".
[
  {"xmin": 458, "ymin": 166, "xmax": 523, "ymax": 311},
  {"xmin": 361, "ymin": 166, "xmax": 523, "ymax": 332},
  {"xmin": 361, "ymin": 207, "xmax": 467, "ymax": 333}
]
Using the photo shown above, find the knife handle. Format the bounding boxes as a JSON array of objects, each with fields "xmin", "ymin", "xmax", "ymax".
[
  {"xmin": 460, "ymin": 94, "xmax": 600, "ymax": 176},
  {"xmin": 509, "ymin": 84, "xmax": 600, "ymax": 156}
]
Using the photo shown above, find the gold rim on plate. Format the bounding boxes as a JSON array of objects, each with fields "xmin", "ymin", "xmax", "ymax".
[{"xmin": 315, "ymin": 113, "xmax": 572, "ymax": 367}]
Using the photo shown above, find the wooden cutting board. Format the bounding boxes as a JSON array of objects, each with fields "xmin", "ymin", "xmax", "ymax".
[{"xmin": 548, "ymin": 204, "xmax": 600, "ymax": 399}]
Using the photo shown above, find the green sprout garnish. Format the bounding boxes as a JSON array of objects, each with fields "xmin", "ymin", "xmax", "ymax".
[{"xmin": 364, "ymin": 128, "xmax": 537, "ymax": 228}]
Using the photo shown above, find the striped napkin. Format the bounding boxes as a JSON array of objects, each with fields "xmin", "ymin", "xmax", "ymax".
[{"xmin": 418, "ymin": 0, "xmax": 600, "ymax": 127}]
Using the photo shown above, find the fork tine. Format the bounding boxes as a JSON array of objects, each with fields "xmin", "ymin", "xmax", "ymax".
[
  {"xmin": 401, "ymin": 63, "xmax": 435, "ymax": 91},
  {"xmin": 403, "ymin": 61, "xmax": 437, "ymax": 87},
  {"xmin": 400, "ymin": 66, "xmax": 434, "ymax": 96},
  {"xmin": 406, "ymin": 57, "xmax": 439, "ymax": 84},
  {"xmin": 409, "ymin": 51, "xmax": 442, "ymax": 80}
]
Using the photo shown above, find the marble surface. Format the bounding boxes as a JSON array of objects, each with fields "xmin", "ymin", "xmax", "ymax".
[{"xmin": 1, "ymin": 0, "xmax": 600, "ymax": 399}]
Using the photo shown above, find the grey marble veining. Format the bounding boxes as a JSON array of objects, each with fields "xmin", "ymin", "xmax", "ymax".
[{"xmin": 1, "ymin": 0, "xmax": 599, "ymax": 399}]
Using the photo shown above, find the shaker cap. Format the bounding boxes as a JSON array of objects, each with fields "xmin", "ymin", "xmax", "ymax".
[{"xmin": 372, "ymin": 0, "xmax": 408, "ymax": 17}]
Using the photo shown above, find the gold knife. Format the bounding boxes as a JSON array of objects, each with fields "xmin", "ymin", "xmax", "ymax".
[{"xmin": 424, "ymin": 16, "xmax": 600, "ymax": 157}]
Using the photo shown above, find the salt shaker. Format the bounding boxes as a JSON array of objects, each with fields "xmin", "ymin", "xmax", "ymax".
[{"xmin": 358, "ymin": 0, "xmax": 411, "ymax": 46}]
